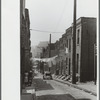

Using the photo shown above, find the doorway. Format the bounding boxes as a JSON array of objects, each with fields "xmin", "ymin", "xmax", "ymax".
[{"xmin": 69, "ymin": 58, "xmax": 70, "ymax": 75}]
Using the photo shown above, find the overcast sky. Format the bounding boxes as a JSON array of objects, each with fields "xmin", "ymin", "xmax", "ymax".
[{"xmin": 26, "ymin": 0, "xmax": 98, "ymax": 47}]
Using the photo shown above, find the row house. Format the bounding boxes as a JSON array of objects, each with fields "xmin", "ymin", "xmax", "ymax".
[
  {"xmin": 20, "ymin": 0, "xmax": 32, "ymax": 89},
  {"xmin": 24, "ymin": 9, "xmax": 32, "ymax": 72},
  {"xmin": 58, "ymin": 37, "xmax": 66, "ymax": 75},
  {"xmin": 74, "ymin": 17, "xmax": 96, "ymax": 82},
  {"xmin": 54, "ymin": 40, "xmax": 60, "ymax": 74},
  {"xmin": 21, "ymin": 8, "xmax": 32, "ymax": 75},
  {"xmin": 57, "ymin": 17, "xmax": 96, "ymax": 82},
  {"xmin": 64, "ymin": 27, "xmax": 73, "ymax": 76},
  {"xmin": 40, "ymin": 17, "xmax": 96, "ymax": 82},
  {"xmin": 55, "ymin": 27, "xmax": 72, "ymax": 76}
]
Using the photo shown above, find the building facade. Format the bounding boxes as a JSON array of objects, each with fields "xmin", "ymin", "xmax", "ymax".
[
  {"xmin": 74, "ymin": 17, "xmax": 96, "ymax": 82},
  {"xmin": 65, "ymin": 17, "xmax": 96, "ymax": 82},
  {"xmin": 20, "ymin": 0, "xmax": 32, "ymax": 90},
  {"xmin": 41, "ymin": 17, "xmax": 96, "ymax": 83}
]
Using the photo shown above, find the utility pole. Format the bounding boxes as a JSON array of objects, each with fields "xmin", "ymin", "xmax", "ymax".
[
  {"xmin": 72, "ymin": 0, "xmax": 76, "ymax": 84},
  {"xmin": 49, "ymin": 34, "xmax": 51, "ymax": 71}
]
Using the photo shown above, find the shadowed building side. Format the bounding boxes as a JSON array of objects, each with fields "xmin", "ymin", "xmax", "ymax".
[
  {"xmin": 20, "ymin": 0, "xmax": 32, "ymax": 91},
  {"xmin": 40, "ymin": 17, "xmax": 97, "ymax": 83}
]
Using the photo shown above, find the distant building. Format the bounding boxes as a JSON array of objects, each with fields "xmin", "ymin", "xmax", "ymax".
[
  {"xmin": 43, "ymin": 43, "xmax": 55, "ymax": 58},
  {"xmin": 31, "ymin": 41, "xmax": 49, "ymax": 58},
  {"xmin": 40, "ymin": 43, "xmax": 56, "ymax": 73},
  {"xmin": 33, "ymin": 46, "xmax": 43, "ymax": 58},
  {"xmin": 38, "ymin": 41, "xmax": 49, "ymax": 49}
]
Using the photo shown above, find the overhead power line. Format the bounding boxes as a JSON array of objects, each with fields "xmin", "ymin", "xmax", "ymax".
[
  {"xmin": 54, "ymin": 0, "xmax": 67, "ymax": 32},
  {"xmin": 30, "ymin": 29, "xmax": 64, "ymax": 33}
]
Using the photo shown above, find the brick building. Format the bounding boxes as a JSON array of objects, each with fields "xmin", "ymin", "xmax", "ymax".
[
  {"xmin": 20, "ymin": 0, "xmax": 32, "ymax": 89},
  {"xmin": 63, "ymin": 17, "xmax": 96, "ymax": 82},
  {"xmin": 41, "ymin": 17, "xmax": 96, "ymax": 82},
  {"xmin": 74, "ymin": 17, "xmax": 96, "ymax": 82},
  {"xmin": 63, "ymin": 27, "xmax": 73, "ymax": 76},
  {"xmin": 54, "ymin": 27, "xmax": 72, "ymax": 76}
]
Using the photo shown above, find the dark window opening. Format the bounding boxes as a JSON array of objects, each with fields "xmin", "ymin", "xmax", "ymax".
[
  {"xmin": 77, "ymin": 29, "xmax": 80, "ymax": 44},
  {"xmin": 69, "ymin": 39, "xmax": 71, "ymax": 51},
  {"xmin": 76, "ymin": 54, "xmax": 79, "ymax": 73}
]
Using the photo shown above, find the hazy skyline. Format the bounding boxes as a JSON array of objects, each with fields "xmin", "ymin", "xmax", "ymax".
[{"xmin": 26, "ymin": 0, "xmax": 98, "ymax": 47}]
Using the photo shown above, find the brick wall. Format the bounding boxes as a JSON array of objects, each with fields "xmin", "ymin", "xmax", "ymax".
[{"xmin": 80, "ymin": 18, "xmax": 96, "ymax": 82}]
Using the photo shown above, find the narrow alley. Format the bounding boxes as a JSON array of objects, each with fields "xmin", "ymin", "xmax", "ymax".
[{"xmin": 32, "ymin": 73, "xmax": 97, "ymax": 100}]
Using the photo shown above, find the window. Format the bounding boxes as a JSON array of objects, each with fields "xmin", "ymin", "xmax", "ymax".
[
  {"xmin": 77, "ymin": 29, "xmax": 80, "ymax": 44},
  {"xmin": 69, "ymin": 39, "xmax": 71, "ymax": 51},
  {"xmin": 66, "ymin": 58, "xmax": 68, "ymax": 65},
  {"xmin": 69, "ymin": 58, "xmax": 71, "ymax": 75},
  {"xmin": 76, "ymin": 54, "xmax": 79, "ymax": 73},
  {"xmin": 66, "ymin": 40, "xmax": 68, "ymax": 48}
]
